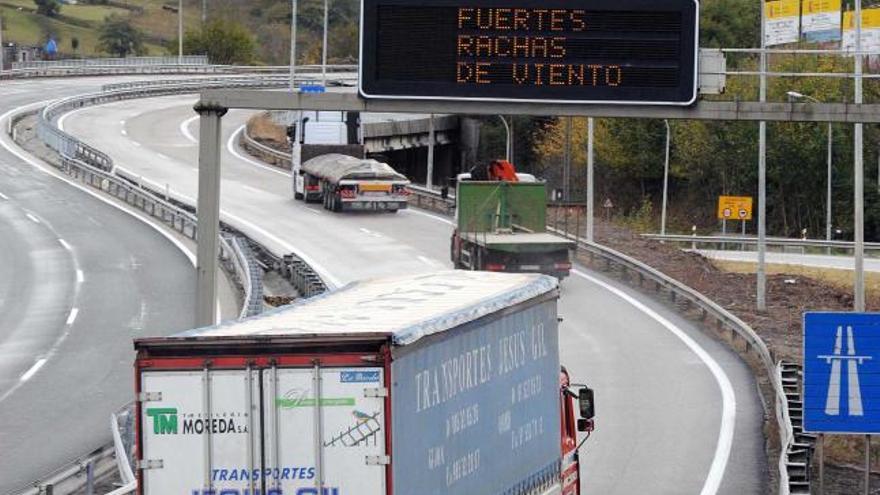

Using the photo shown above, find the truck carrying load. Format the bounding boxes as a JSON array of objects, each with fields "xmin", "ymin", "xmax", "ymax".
[
  {"xmin": 134, "ymin": 271, "xmax": 593, "ymax": 495},
  {"xmin": 451, "ymin": 177, "xmax": 576, "ymax": 279},
  {"xmin": 294, "ymin": 153, "xmax": 410, "ymax": 212}
]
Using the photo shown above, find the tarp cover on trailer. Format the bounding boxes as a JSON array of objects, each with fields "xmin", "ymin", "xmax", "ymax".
[
  {"xmin": 171, "ymin": 271, "xmax": 557, "ymax": 346},
  {"xmin": 302, "ymin": 153, "xmax": 408, "ymax": 183}
]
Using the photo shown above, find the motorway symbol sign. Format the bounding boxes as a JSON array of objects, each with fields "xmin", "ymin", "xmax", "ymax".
[
  {"xmin": 804, "ymin": 312, "xmax": 880, "ymax": 433},
  {"xmin": 717, "ymin": 196, "xmax": 753, "ymax": 221}
]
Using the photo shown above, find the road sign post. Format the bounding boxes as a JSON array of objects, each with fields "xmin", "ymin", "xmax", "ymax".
[{"xmin": 805, "ymin": 312, "xmax": 880, "ymax": 494}]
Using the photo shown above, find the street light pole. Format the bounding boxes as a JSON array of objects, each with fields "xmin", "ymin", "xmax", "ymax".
[
  {"xmin": 757, "ymin": 0, "xmax": 768, "ymax": 311},
  {"xmin": 177, "ymin": 0, "xmax": 183, "ymax": 64},
  {"xmin": 587, "ymin": 117, "xmax": 595, "ymax": 243},
  {"xmin": 661, "ymin": 119, "xmax": 671, "ymax": 236},
  {"xmin": 427, "ymin": 114, "xmax": 435, "ymax": 189},
  {"xmin": 786, "ymin": 92, "xmax": 833, "ymax": 245},
  {"xmin": 497, "ymin": 115, "xmax": 511, "ymax": 162},
  {"xmin": 321, "ymin": 0, "xmax": 329, "ymax": 86},
  {"xmin": 290, "ymin": 0, "xmax": 298, "ymax": 91},
  {"xmin": 0, "ymin": 13, "xmax": 4, "ymax": 73}
]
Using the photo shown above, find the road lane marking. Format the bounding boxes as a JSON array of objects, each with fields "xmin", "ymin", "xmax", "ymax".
[
  {"xmin": 26, "ymin": 213, "xmax": 40, "ymax": 223},
  {"xmin": 417, "ymin": 255, "xmax": 444, "ymax": 268},
  {"xmin": 227, "ymin": 125, "xmax": 291, "ymax": 177},
  {"xmin": 19, "ymin": 359, "xmax": 47, "ymax": 382},
  {"xmin": 157, "ymin": 153, "xmax": 169, "ymax": 160},
  {"xmin": 180, "ymin": 115, "xmax": 199, "ymax": 143},
  {"xmin": 402, "ymin": 208, "xmax": 455, "ymax": 226},
  {"xmin": 65, "ymin": 308, "xmax": 79, "ymax": 326},
  {"xmin": 131, "ymin": 141, "xmax": 141, "ymax": 147},
  {"xmin": 121, "ymin": 129, "xmax": 127, "ymax": 136},
  {"xmin": 58, "ymin": 238, "xmax": 72, "ymax": 251},
  {"xmin": 571, "ymin": 268, "xmax": 735, "ymax": 495},
  {"xmin": 0, "ymin": 192, "xmax": 8, "ymax": 200},
  {"xmin": 76, "ymin": 269, "xmax": 84, "ymax": 284},
  {"xmin": 306, "ymin": 208, "xmax": 322, "ymax": 215},
  {"xmin": 120, "ymin": 120, "xmax": 126, "ymax": 126}
]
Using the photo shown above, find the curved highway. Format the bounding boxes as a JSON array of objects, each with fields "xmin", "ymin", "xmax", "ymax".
[
  {"xmin": 0, "ymin": 79, "xmax": 199, "ymax": 493},
  {"xmin": 63, "ymin": 93, "xmax": 768, "ymax": 494}
]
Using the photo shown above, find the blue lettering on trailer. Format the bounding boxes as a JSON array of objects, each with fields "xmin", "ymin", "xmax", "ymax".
[{"xmin": 340, "ymin": 370, "xmax": 381, "ymax": 383}]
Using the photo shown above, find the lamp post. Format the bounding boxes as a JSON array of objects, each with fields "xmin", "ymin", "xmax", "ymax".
[
  {"xmin": 321, "ymin": 0, "xmax": 329, "ymax": 85},
  {"xmin": 497, "ymin": 115, "xmax": 512, "ymax": 162},
  {"xmin": 757, "ymin": 0, "xmax": 768, "ymax": 311},
  {"xmin": 661, "ymin": 119, "xmax": 671, "ymax": 236},
  {"xmin": 177, "ymin": 0, "xmax": 183, "ymax": 64},
  {"xmin": 290, "ymin": 0, "xmax": 298, "ymax": 91},
  {"xmin": 787, "ymin": 91, "xmax": 833, "ymax": 244}
]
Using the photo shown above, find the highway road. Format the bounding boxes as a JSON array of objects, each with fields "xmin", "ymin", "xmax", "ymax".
[
  {"xmin": 699, "ymin": 248, "xmax": 880, "ymax": 272},
  {"xmin": 63, "ymin": 93, "xmax": 769, "ymax": 494},
  {"xmin": 0, "ymin": 79, "xmax": 202, "ymax": 493}
]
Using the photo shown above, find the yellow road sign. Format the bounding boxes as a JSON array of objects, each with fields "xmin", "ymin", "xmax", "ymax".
[{"xmin": 718, "ymin": 196, "xmax": 753, "ymax": 221}]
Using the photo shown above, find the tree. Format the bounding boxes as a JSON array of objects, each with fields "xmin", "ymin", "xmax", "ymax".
[
  {"xmin": 34, "ymin": 0, "xmax": 60, "ymax": 17},
  {"xmin": 178, "ymin": 19, "xmax": 256, "ymax": 65},
  {"xmin": 98, "ymin": 15, "xmax": 145, "ymax": 57}
]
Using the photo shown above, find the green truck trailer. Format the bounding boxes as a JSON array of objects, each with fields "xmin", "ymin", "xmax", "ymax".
[{"xmin": 450, "ymin": 180, "xmax": 576, "ymax": 279}]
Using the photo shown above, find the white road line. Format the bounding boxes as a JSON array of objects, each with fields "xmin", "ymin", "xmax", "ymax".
[
  {"xmin": 179, "ymin": 115, "xmax": 199, "ymax": 143},
  {"xmin": 76, "ymin": 269, "xmax": 84, "ymax": 284},
  {"xmin": 157, "ymin": 153, "xmax": 169, "ymax": 160},
  {"xmin": 417, "ymin": 255, "xmax": 443, "ymax": 268},
  {"xmin": 306, "ymin": 208, "xmax": 322, "ymax": 215},
  {"xmin": 571, "ymin": 268, "xmax": 735, "ymax": 495},
  {"xmin": 131, "ymin": 141, "xmax": 141, "ymax": 147},
  {"xmin": 402, "ymin": 207, "xmax": 455, "ymax": 226},
  {"xmin": 227, "ymin": 126, "xmax": 292, "ymax": 177},
  {"xmin": 113, "ymin": 164, "xmax": 342, "ymax": 288},
  {"xmin": 120, "ymin": 120, "xmax": 126, "ymax": 126},
  {"xmin": 121, "ymin": 129, "xmax": 127, "ymax": 136},
  {"xmin": 0, "ymin": 192, "xmax": 8, "ymax": 200},
  {"xmin": 26, "ymin": 213, "xmax": 40, "ymax": 223},
  {"xmin": 19, "ymin": 359, "xmax": 47, "ymax": 382},
  {"xmin": 58, "ymin": 238, "xmax": 72, "ymax": 251},
  {"xmin": 65, "ymin": 308, "xmax": 79, "ymax": 326}
]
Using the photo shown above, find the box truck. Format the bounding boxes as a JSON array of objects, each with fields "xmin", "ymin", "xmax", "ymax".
[{"xmin": 133, "ymin": 271, "xmax": 594, "ymax": 495}]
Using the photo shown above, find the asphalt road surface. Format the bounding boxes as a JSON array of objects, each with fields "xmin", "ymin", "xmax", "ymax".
[
  {"xmin": 0, "ymin": 79, "xmax": 198, "ymax": 494},
  {"xmin": 63, "ymin": 93, "xmax": 770, "ymax": 494}
]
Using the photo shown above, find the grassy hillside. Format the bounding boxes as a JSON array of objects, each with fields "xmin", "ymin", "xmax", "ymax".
[{"xmin": 0, "ymin": 0, "xmax": 184, "ymax": 57}]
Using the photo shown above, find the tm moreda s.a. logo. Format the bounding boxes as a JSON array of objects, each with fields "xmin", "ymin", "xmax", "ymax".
[{"xmin": 146, "ymin": 407, "xmax": 248, "ymax": 435}]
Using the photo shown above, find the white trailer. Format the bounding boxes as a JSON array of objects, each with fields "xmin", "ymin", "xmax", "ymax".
[
  {"xmin": 134, "ymin": 271, "xmax": 594, "ymax": 495},
  {"xmin": 294, "ymin": 154, "xmax": 410, "ymax": 212}
]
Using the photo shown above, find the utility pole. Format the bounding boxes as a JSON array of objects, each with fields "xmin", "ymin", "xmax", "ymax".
[
  {"xmin": 321, "ymin": 0, "xmax": 329, "ymax": 85},
  {"xmin": 661, "ymin": 119, "xmax": 671, "ymax": 236},
  {"xmin": 201, "ymin": 0, "xmax": 206, "ymax": 23},
  {"xmin": 178, "ymin": 0, "xmax": 183, "ymax": 64},
  {"xmin": 757, "ymin": 0, "xmax": 768, "ymax": 311}
]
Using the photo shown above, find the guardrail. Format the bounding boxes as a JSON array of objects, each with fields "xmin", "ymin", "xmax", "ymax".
[
  {"xmin": 1, "ymin": 62, "xmax": 358, "ymax": 80},
  {"xmin": 643, "ymin": 233, "xmax": 880, "ymax": 256},
  {"xmin": 12, "ymin": 56, "xmax": 209, "ymax": 69},
  {"xmin": 406, "ymin": 185, "xmax": 801, "ymax": 495}
]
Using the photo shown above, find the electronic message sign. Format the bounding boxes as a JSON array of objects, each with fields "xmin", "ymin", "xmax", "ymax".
[{"xmin": 359, "ymin": 0, "xmax": 699, "ymax": 105}]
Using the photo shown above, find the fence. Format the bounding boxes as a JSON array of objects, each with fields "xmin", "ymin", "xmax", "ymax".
[{"xmin": 12, "ymin": 56, "xmax": 209, "ymax": 70}]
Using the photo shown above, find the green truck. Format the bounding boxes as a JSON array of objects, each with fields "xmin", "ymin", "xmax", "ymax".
[{"xmin": 450, "ymin": 179, "xmax": 576, "ymax": 279}]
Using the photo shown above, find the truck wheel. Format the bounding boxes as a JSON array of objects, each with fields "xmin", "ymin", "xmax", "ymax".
[{"xmin": 294, "ymin": 192, "xmax": 304, "ymax": 200}]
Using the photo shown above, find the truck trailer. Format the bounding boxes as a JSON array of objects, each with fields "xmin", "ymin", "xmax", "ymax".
[
  {"xmin": 134, "ymin": 271, "xmax": 594, "ymax": 495},
  {"xmin": 451, "ymin": 179, "xmax": 576, "ymax": 279},
  {"xmin": 293, "ymin": 154, "xmax": 410, "ymax": 212}
]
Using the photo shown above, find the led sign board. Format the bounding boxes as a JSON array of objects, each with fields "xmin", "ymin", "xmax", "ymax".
[{"xmin": 359, "ymin": 0, "xmax": 699, "ymax": 105}]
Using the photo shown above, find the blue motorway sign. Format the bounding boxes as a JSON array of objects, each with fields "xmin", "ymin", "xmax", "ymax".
[{"xmin": 804, "ymin": 312, "xmax": 880, "ymax": 433}]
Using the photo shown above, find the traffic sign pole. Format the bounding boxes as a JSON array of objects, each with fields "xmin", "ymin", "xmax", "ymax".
[
  {"xmin": 758, "ymin": 0, "xmax": 767, "ymax": 312},
  {"xmin": 586, "ymin": 117, "xmax": 595, "ymax": 243}
]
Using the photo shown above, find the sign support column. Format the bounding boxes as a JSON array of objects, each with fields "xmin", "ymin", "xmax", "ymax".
[
  {"xmin": 427, "ymin": 114, "xmax": 435, "ymax": 189},
  {"xmin": 194, "ymin": 102, "xmax": 228, "ymax": 327},
  {"xmin": 855, "ymin": 0, "xmax": 866, "ymax": 313},
  {"xmin": 758, "ymin": 0, "xmax": 768, "ymax": 311}
]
